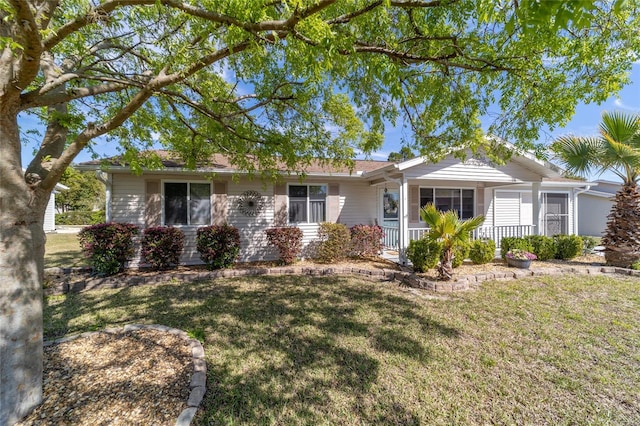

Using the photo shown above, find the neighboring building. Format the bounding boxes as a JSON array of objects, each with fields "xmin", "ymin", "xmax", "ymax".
[
  {"xmin": 44, "ymin": 183, "xmax": 69, "ymax": 232},
  {"xmin": 577, "ymin": 180, "xmax": 621, "ymax": 237},
  {"xmin": 79, "ymin": 149, "xmax": 591, "ymax": 266}
]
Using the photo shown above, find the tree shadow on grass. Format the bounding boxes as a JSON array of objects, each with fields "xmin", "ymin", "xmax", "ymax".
[{"xmin": 44, "ymin": 274, "xmax": 461, "ymax": 424}]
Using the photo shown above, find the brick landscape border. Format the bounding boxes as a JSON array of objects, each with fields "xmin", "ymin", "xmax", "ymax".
[
  {"xmin": 43, "ymin": 324, "xmax": 206, "ymax": 426},
  {"xmin": 44, "ymin": 263, "xmax": 640, "ymax": 295}
]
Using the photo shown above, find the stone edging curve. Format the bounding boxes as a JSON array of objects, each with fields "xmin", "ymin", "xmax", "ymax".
[
  {"xmin": 44, "ymin": 263, "xmax": 640, "ymax": 295},
  {"xmin": 43, "ymin": 324, "xmax": 206, "ymax": 426}
]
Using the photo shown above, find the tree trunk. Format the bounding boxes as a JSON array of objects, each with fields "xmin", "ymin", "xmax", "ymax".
[
  {"xmin": 602, "ymin": 182, "xmax": 640, "ymax": 268},
  {"xmin": 437, "ymin": 248, "xmax": 454, "ymax": 281},
  {"xmin": 0, "ymin": 114, "xmax": 46, "ymax": 424}
]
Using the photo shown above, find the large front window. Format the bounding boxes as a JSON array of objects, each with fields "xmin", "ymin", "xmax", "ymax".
[
  {"xmin": 289, "ymin": 184, "xmax": 327, "ymax": 223},
  {"xmin": 164, "ymin": 182, "xmax": 211, "ymax": 225},
  {"xmin": 420, "ymin": 187, "xmax": 474, "ymax": 219}
]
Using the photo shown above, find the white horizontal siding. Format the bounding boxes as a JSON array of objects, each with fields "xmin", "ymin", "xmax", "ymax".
[
  {"xmin": 44, "ymin": 194, "xmax": 55, "ymax": 232},
  {"xmin": 111, "ymin": 174, "xmax": 146, "ymax": 226},
  {"xmin": 337, "ymin": 181, "xmax": 378, "ymax": 226},
  {"xmin": 578, "ymin": 193, "xmax": 612, "ymax": 237},
  {"xmin": 494, "ymin": 191, "xmax": 521, "ymax": 226},
  {"xmin": 227, "ymin": 182, "xmax": 275, "ymax": 262},
  {"xmin": 404, "ymin": 156, "xmax": 540, "ymax": 183}
]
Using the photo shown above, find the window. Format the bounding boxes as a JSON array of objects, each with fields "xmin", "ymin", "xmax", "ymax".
[
  {"xmin": 419, "ymin": 187, "xmax": 474, "ymax": 219},
  {"xmin": 289, "ymin": 184, "xmax": 327, "ymax": 223},
  {"xmin": 164, "ymin": 182, "xmax": 211, "ymax": 225}
]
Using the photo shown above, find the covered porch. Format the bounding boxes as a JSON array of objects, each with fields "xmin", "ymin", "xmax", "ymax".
[{"xmin": 362, "ymin": 152, "xmax": 590, "ymax": 262}]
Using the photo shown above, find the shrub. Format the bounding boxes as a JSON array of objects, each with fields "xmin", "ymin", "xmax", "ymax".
[
  {"xmin": 78, "ymin": 222, "xmax": 139, "ymax": 276},
  {"xmin": 581, "ymin": 236, "xmax": 599, "ymax": 255},
  {"xmin": 524, "ymin": 235, "xmax": 556, "ymax": 261},
  {"xmin": 554, "ymin": 234, "xmax": 583, "ymax": 260},
  {"xmin": 316, "ymin": 222, "xmax": 351, "ymax": 263},
  {"xmin": 469, "ymin": 239, "xmax": 496, "ymax": 265},
  {"xmin": 196, "ymin": 224, "xmax": 241, "ymax": 269},
  {"xmin": 141, "ymin": 226, "xmax": 185, "ymax": 270},
  {"xmin": 266, "ymin": 227, "xmax": 304, "ymax": 265},
  {"xmin": 350, "ymin": 224, "xmax": 384, "ymax": 258},
  {"xmin": 451, "ymin": 242, "xmax": 470, "ymax": 268},
  {"xmin": 406, "ymin": 237, "xmax": 442, "ymax": 272},
  {"xmin": 56, "ymin": 210, "xmax": 105, "ymax": 225},
  {"xmin": 500, "ymin": 237, "xmax": 533, "ymax": 259}
]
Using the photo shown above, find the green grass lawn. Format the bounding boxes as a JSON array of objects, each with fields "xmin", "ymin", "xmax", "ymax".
[
  {"xmin": 45, "ymin": 232, "xmax": 87, "ymax": 268},
  {"xmin": 44, "ymin": 274, "xmax": 640, "ymax": 425}
]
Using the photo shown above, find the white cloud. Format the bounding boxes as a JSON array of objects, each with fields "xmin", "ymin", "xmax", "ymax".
[{"xmin": 613, "ymin": 98, "xmax": 640, "ymax": 111}]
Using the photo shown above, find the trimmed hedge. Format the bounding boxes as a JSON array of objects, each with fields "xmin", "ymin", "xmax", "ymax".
[
  {"xmin": 407, "ymin": 237, "xmax": 442, "ymax": 272},
  {"xmin": 523, "ymin": 235, "xmax": 556, "ymax": 261},
  {"xmin": 469, "ymin": 239, "xmax": 496, "ymax": 265},
  {"xmin": 350, "ymin": 224, "xmax": 384, "ymax": 258},
  {"xmin": 141, "ymin": 226, "xmax": 185, "ymax": 270},
  {"xmin": 196, "ymin": 224, "xmax": 241, "ymax": 269},
  {"xmin": 316, "ymin": 222, "xmax": 351, "ymax": 263},
  {"xmin": 451, "ymin": 242, "xmax": 470, "ymax": 269},
  {"xmin": 56, "ymin": 210, "xmax": 105, "ymax": 225},
  {"xmin": 266, "ymin": 227, "xmax": 304, "ymax": 265},
  {"xmin": 78, "ymin": 222, "xmax": 139, "ymax": 276},
  {"xmin": 554, "ymin": 235, "xmax": 583, "ymax": 260}
]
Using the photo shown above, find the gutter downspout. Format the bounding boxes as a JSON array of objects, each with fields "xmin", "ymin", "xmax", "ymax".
[{"xmin": 573, "ymin": 185, "xmax": 591, "ymax": 236}]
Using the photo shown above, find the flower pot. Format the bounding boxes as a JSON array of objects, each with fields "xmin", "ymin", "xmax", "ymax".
[{"xmin": 506, "ymin": 258, "xmax": 531, "ymax": 269}]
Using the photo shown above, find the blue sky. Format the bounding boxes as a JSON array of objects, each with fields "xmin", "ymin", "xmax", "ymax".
[{"xmin": 20, "ymin": 63, "xmax": 640, "ymax": 183}]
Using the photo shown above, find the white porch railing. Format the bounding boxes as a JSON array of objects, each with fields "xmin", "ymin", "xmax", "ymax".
[
  {"xmin": 381, "ymin": 225, "xmax": 399, "ymax": 249},
  {"xmin": 382, "ymin": 225, "xmax": 536, "ymax": 249}
]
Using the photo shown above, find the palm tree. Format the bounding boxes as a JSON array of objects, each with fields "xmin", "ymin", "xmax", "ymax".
[
  {"xmin": 420, "ymin": 203, "xmax": 485, "ymax": 280},
  {"xmin": 551, "ymin": 111, "xmax": 640, "ymax": 267}
]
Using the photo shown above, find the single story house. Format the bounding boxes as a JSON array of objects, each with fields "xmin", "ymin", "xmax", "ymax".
[
  {"xmin": 79, "ymin": 148, "xmax": 591, "ymax": 266},
  {"xmin": 44, "ymin": 183, "xmax": 69, "ymax": 232},
  {"xmin": 577, "ymin": 180, "xmax": 620, "ymax": 237}
]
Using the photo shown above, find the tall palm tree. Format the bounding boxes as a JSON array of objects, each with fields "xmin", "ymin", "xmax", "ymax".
[
  {"xmin": 420, "ymin": 203, "xmax": 485, "ymax": 280},
  {"xmin": 551, "ymin": 111, "xmax": 640, "ymax": 267}
]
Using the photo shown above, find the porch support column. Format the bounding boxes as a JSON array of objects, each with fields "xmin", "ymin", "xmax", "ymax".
[
  {"xmin": 399, "ymin": 176, "xmax": 409, "ymax": 265},
  {"xmin": 532, "ymin": 182, "xmax": 541, "ymax": 235}
]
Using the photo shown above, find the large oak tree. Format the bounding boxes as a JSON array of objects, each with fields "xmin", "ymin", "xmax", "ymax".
[{"xmin": 1, "ymin": 0, "xmax": 638, "ymax": 422}]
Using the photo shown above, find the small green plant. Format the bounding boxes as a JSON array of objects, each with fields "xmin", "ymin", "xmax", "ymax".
[
  {"xmin": 500, "ymin": 237, "xmax": 533, "ymax": 259},
  {"xmin": 554, "ymin": 235, "xmax": 583, "ymax": 260},
  {"xmin": 406, "ymin": 237, "xmax": 442, "ymax": 272},
  {"xmin": 469, "ymin": 239, "xmax": 496, "ymax": 265},
  {"xmin": 141, "ymin": 226, "xmax": 185, "ymax": 270},
  {"xmin": 452, "ymin": 242, "xmax": 470, "ymax": 268},
  {"xmin": 631, "ymin": 260, "xmax": 640, "ymax": 270},
  {"xmin": 316, "ymin": 222, "xmax": 351, "ymax": 263},
  {"xmin": 266, "ymin": 227, "xmax": 304, "ymax": 265},
  {"xmin": 188, "ymin": 328, "xmax": 206, "ymax": 343},
  {"xmin": 196, "ymin": 224, "xmax": 241, "ymax": 269},
  {"xmin": 581, "ymin": 236, "xmax": 599, "ymax": 255},
  {"xmin": 78, "ymin": 222, "xmax": 139, "ymax": 276},
  {"xmin": 524, "ymin": 235, "xmax": 556, "ymax": 261}
]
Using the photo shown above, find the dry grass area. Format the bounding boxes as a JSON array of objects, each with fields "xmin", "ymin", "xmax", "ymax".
[{"xmin": 42, "ymin": 271, "xmax": 640, "ymax": 425}]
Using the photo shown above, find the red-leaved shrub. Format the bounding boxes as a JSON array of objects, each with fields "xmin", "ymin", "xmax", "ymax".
[
  {"xmin": 196, "ymin": 224, "xmax": 241, "ymax": 269},
  {"xmin": 350, "ymin": 224, "xmax": 384, "ymax": 257},
  {"xmin": 141, "ymin": 226, "xmax": 185, "ymax": 270},
  {"xmin": 78, "ymin": 222, "xmax": 139, "ymax": 275},
  {"xmin": 266, "ymin": 227, "xmax": 303, "ymax": 265}
]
